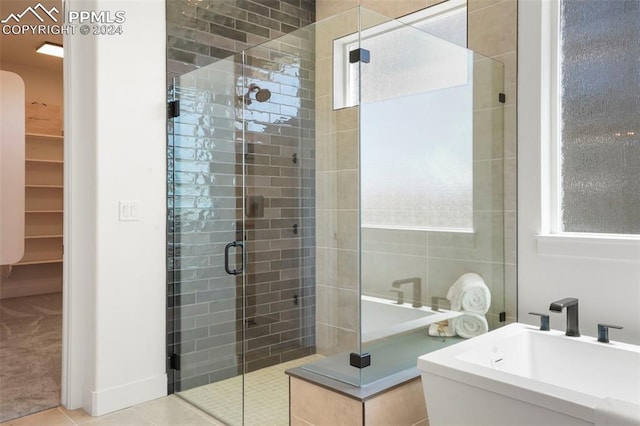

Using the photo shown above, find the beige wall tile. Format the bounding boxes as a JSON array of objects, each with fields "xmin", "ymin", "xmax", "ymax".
[
  {"xmin": 473, "ymin": 107, "xmax": 504, "ymax": 161},
  {"xmin": 468, "ymin": 0, "xmax": 517, "ymax": 57},
  {"xmin": 316, "ymin": 285, "xmax": 359, "ymax": 330},
  {"xmin": 337, "ymin": 171, "xmax": 358, "ymax": 209},
  {"xmin": 503, "ymin": 211, "xmax": 516, "ymax": 265},
  {"xmin": 336, "ymin": 210, "xmax": 358, "ymax": 250},
  {"xmin": 315, "ymin": 322, "xmax": 359, "ymax": 355},
  {"xmin": 291, "ymin": 378, "xmax": 363, "ymax": 425},
  {"xmin": 315, "ymin": 209, "xmax": 337, "ymax": 248},
  {"xmin": 316, "ymin": 171, "xmax": 338, "ymax": 209},
  {"xmin": 336, "ymin": 130, "xmax": 359, "ymax": 171},
  {"xmin": 503, "ymin": 104, "xmax": 516, "ymax": 159},
  {"xmin": 336, "ymin": 248, "xmax": 359, "ymax": 289},
  {"xmin": 493, "ymin": 51, "xmax": 517, "ymax": 106},
  {"xmin": 359, "ymin": 0, "xmax": 428, "ymax": 19},
  {"xmin": 473, "ymin": 55, "xmax": 504, "ymax": 110},
  {"xmin": 316, "ymin": 133, "xmax": 338, "ymax": 172},
  {"xmin": 365, "ymin": 378, "xmax": 427, "ymax": 426},
  {"xmin": 316, "ymin": 247, "xmax": 337, "ymax": 285},
  {"xmin": 467, "ymin": 0, "xmax": 505, "ymax": 12},
  {"xmin": 428, "ymin": 211, "xmax": 504, "ymax": 263},
  {"xmin": 503, "ymin": 157, "xmax": 516, "ymax": 212},
  {"xmin": 315, "ymin": 61, "xmax": 333, "ymax": 98},
  {"xmin": 361, "ymin": 251, "xmax": 428, "ymax": 301},
  {"xmin": 317, "ymin": 0, "xmax": 359, "ymax": 21},
  {"xmin": 291, "ymin": 415, "xmax": 314, "ymax": 426},
  {"xmin": 473, "ymin": 159, "xmax": 504, "ymax": 212}
]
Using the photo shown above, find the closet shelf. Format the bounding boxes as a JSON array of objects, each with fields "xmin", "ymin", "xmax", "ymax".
[
  {"xmin": 25, "ymin": 210, "xmax": 63, "ymax": 214},
  {"xmin": 26, "ymin": 133, "xmax": 63, "ymax": 140},
  {"xmin": 26, "ymin": 159, "xmax": 64, "ymax": 164},
  {"xmin": 25, "ymin": 235, "xmax": 63, "ymax": 239},
  {"xmin": 14, "ymin": 258, "xmax": 63, "ymax": 266},
  {"xmin": 26, "ymin": 184, "xmax": 64, "ymax": 189}
]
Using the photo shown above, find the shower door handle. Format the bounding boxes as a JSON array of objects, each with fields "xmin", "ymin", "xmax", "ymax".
[{"xmin": 224, "ymin": 241, "xmax": 244, "ymax": 275}]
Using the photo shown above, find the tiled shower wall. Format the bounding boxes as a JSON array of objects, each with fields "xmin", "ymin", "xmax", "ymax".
[
  {"xmin": 166, "ymin": 0, "xmax": 316, "ymax": 392},
  {"xmin": 167, "ymin": 0, "xmax": 316, "ymax": 80}
]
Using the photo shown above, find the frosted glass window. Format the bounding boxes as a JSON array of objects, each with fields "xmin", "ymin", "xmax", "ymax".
[
  {"xmin": 559, "ymin": 0, "xmax": 640, "ymax": 234},
  {"xmin": 361, "ymin": 82, "xmax": 473, "ymax": 230},
  {"xmin": 360, "ymin": 29, "xmax": 473, "ymax": 230}
]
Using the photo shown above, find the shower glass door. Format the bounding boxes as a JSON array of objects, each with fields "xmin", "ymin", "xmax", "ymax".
[
  {"xmin": 168, "ymin": 18, "xmax": 318, "ymax": 425},
  {"xmin": 169, "ymin": 53, "xmax": 245, "ymax": 424}
]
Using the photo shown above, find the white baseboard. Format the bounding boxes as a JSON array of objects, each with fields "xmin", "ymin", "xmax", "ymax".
[{"xmin": 84, "ymin": 373, "xmax": 167, "ymax": 417}]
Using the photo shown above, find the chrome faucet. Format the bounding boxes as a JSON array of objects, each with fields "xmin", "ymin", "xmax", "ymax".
[
  {"xmin": 549, "ymin": 297, "xmax": 580, "ymax": 337},
  {"xmin": 392, "ymin": 277, "xmax": 422, "ymax": 308}
]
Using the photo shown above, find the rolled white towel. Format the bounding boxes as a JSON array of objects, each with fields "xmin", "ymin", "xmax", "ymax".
[
  {"xmin": 428, "ymin": 321, "xmax": 456, "ymax": 338},
  {"xmin": 451, "ymin": 312, "xmax": 489, "ymax": 338},
  {"xmin": 446, "ymin": 273, "xmax": 491, "ymax": 314}
]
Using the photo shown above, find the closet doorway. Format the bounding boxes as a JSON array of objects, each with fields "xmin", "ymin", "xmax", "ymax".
[{"xmin": 0, "ymin": 0, "xmax": 64, "ymax": 421}]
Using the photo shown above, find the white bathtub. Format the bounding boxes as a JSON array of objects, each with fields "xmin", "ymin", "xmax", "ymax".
[
  {"xmin": 361, "ymin": 295, "xmax": 461, "ymax": 343},
  {"xmin": 418, "ymin": 323, "xmax": 640, "ymax": 425}
]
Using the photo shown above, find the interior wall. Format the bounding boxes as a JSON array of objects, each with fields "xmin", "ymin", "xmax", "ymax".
[
  {"xmin": 64, "ymin": 0, "xmax": 167, "ymax": 415},
  {"xmin": 0, "ymin": 62, "xmax": 62, "ymax": 107},
  {"xmin": 314, "ymin": 0, "xmax": 518, "ymax": 355},
  {"xmin": 518, "ymin": 1, "xmax": 640, "ymax": 344}
]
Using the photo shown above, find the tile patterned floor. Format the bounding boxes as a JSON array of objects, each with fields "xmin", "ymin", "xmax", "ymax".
[
  {"xmin": 0, "ymin": 395, "xmax": 225, "ymax": 426},
  {"xmin": 178, "ymin": 354, "xmax": 324, "ymax": 426},
  {"xmin": 0, "ymin": 355, "xmax": 324, "ymax": 426}
]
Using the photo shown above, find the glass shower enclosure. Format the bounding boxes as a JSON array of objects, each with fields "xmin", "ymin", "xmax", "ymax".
[{"xmin": 168, "ymin": 6, "xmax": 506, "ymax": 425}]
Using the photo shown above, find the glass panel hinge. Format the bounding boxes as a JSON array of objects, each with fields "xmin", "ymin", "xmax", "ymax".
[
  {"xmin": 168, "ymin": 100, "xmax": 180, "ymax": 118},
  {"xmin": 349, "ymin": 352, "xmax": 371, "ymax": 369},
  {"xmin": 169, "ymin": 353, "xmax": 181, "ymax": 370},
  {"xmin": 349, "ymin": 48, "xmax": 370, "ymax": 64}
]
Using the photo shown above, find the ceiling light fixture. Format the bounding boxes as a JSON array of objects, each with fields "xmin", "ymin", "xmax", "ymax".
[{"xmin": 36, "ymin": 42, "xmax": 63, "ymax": 58}]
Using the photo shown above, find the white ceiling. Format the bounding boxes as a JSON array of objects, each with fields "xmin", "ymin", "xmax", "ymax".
[{"xmin": 0, "ymin": 0, "xmax": 63, "ymax": 72}]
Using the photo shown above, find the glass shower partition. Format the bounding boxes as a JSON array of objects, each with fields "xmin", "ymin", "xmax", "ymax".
[
  {"xmin": 301, "ymin": 8, "xmax": 506, "ymax": 386},
  {"xmin": 356, "ymin": 20, "xmax": 507, "ymax": 385}
]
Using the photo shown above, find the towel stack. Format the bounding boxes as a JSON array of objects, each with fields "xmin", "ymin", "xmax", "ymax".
[{"xmin": 429, "ymin": 273, "xmax": 491, "ymax": 339}]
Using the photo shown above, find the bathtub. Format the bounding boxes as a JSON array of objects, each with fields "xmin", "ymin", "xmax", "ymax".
[
  {"xmin": 418, "ymin": 323, "xmax": 640, "ymax": 426},
  {"xmin": 361, "ymin": 295, "xmax": 461, "ymax": 343}
]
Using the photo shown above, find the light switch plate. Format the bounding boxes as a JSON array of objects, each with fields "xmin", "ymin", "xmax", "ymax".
[{"xmin": 119, "ymin": 201, "xmax": 139, "ymax": 221}]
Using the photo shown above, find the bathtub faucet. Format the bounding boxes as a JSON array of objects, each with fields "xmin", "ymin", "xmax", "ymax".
[
  {"xmin": 392, "ymin": 277, "xmax": 422, "ymax": 308},
  {"xmin": 549, "ymin": 297, "xmax": 580, "ymax": 337}
]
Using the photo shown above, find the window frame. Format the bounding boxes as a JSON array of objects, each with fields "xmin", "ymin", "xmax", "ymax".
[
  {"xmin": 548, "ymin": 0, "xmax": 640, "ymax": 240},
  {"xmin": 536, "ymin": 0, "xmax": 640, "ymax": 258}
]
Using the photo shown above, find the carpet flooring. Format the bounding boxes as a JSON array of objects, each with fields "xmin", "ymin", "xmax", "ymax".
[{"xmin": 0, "ymin": 293, "xmax": 62, "ymax": 423}]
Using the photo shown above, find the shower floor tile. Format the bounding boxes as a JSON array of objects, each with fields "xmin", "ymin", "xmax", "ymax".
[{"xmin": 178, "ymin": 354, "xmax": 323, "ymax": 426}]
